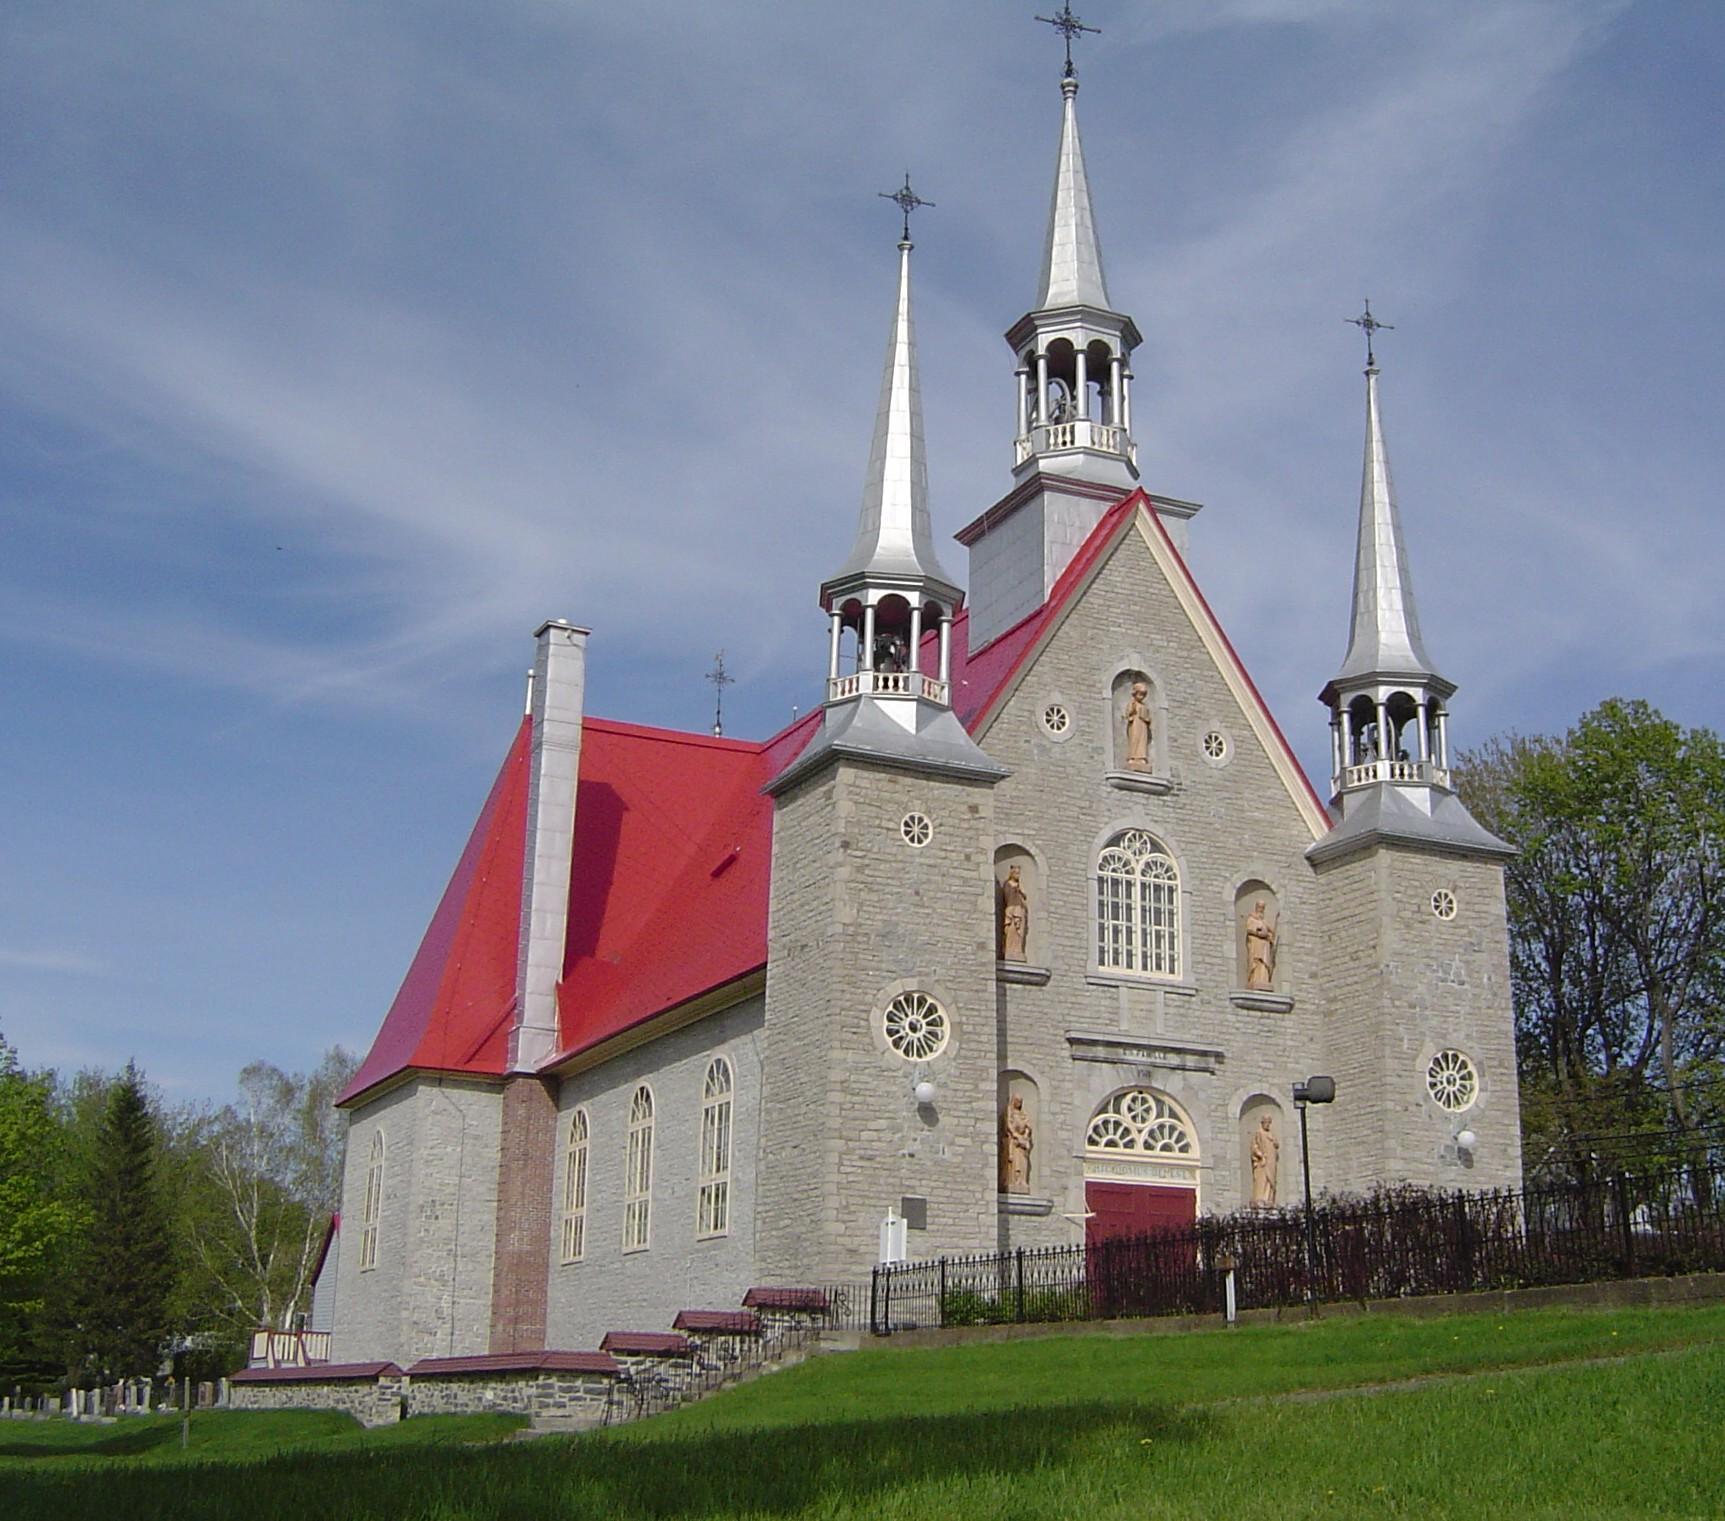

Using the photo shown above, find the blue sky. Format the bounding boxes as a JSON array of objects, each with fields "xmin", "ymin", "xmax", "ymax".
[{"xmin": 3, "ymin": 0, "xmax": 1720, "ymax": 1102}]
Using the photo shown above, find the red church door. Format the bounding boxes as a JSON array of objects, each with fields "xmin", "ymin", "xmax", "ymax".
[
  {"xmin": 1084, "ymin": 1182, "xmax": 1199, "ymax": 1318},
  {"xmin": 1084, "ymin": 1181, "xmax": 1196, "ymax": 1246}
]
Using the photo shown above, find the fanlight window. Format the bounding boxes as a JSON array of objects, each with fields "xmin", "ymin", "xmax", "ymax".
[
  {"xmin": 1096, "ymin": 830, "xmax": 1181, "ymax": 977},
  {"xmin": 698, "ymin": 1059, "xmax": 733, "ymax": 1239},
  {"xmin": 359, "ymin": 1131, "xmax": 385, "ymax": 1271},
  {"xmin": 623, "ymin": 1086, "xmax": 654, "ymax": 1252},
  {"xmin": 1085, "ymin": 1089, "xmax": 1197, "ymax": 1158},
  {"xmin": 560, "ymin": 1109, "xmax": 589, "ymax": 1264}
]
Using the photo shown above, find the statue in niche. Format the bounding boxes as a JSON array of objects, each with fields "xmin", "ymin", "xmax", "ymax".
[
  {"xmin": 1250, "ymin": 1114, "xmax": 1280, "ymax": 1207},
  {"xmin": 999, "ymin": 1094, "xmax": 1034, "ymax": 1193},
  {"xmin": 999, "ymin": 865, "xmax": 1030, "ymax": 963},
  {"xmin": 1123, "ymin": 680, "xmax": 1153, "ymax": 771},
  {"xmin": 1243, "ymin": 900, "xmax": 1278, "ymax": 991}
]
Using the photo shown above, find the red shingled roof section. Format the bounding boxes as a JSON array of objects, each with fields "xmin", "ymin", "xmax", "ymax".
[
  {"xmin": 546, "ymin": 713, "xmax": 818, "ymax": 1066},
  {"xmin": 742, "ymin": 1287, "xmax": 830, "ymax": 1311},
  {"xmin": 672, "ymin": 1309, "xmax": 762, "ymax": 1334},
  {"xmin": 231, "ymin": 1362, "xmax": 400, "ymax": 1383},
  {"xmin": 599, "ymin": 1331, "xmax": 694, "ymax": 1356},
  {"xmin": 339, "ymin": 719, "xmax": 530, "ymax": 1106}
]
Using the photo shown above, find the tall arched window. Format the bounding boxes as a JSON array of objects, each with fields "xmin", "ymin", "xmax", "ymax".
[
  {"xmin": 623, "ymin": 1086, "xmax": 654, "ymax": 1252},
  {"xmin": 698, "ymin": 1058, "xmax": 734, "ymax": 1239},
  {"xmin": 359, "ymin": 1131, "xmax": 385, "ymax": 1271},
  {"xmin": 1096, "ymin": 829, "xmax": 1181, "ymax": 977},
  {"xmin": 560, "ymin": 1109, "xmax": 589, "ymax": 1264}
]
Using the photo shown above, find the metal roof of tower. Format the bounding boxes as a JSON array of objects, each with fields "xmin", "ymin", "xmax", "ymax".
[{"xmin": 1035, "ymin": 74, "xmax": 1110, "ymax": 312}]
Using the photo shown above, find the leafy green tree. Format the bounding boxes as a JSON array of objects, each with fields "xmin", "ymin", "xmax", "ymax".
[
  {"xmin": 0, "ymin": 1032, "xmax": 77, "ymax": 1380},
  {"xmin": 64, "ymin": 1062, "xmax": 175, "ymax": 1382},
  {"xmin": 1458, "ymin": 699, "xmax": 1725, "ymax": 1175}
]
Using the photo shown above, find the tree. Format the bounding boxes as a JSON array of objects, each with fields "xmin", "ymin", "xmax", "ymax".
[
  {"xmin": 0, "ymin": 1032, "xmax": 77, "ymax": 1380},
  {"xmin": 184, "ymin": 1047, "xmax": 356, "ymax": 1334},
  {"xmin": 64, "ymin": 1063, "xmax": 175, "ymax": 1383},
  {"xmin": 1458, "ymin": 699, "xmax": 1725, "ymax": 1176}
]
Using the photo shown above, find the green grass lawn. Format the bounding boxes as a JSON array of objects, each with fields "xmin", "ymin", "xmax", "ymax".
[{"xmin": 5, "ymin": 1303, "xmax": 1723, "ymax": 1519}]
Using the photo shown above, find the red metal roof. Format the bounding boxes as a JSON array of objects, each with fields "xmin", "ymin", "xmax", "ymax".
[
  {"xmin": 231, "ymin": 1361, "xmax": 400, "ymax": 1383},
  {"xmin": 599, "ymin": 1331, "xmax": 694, "ymax": 1356},
  {"xmin": 344, "ymin": 490, "xmax": 1321, "ymax": 1105},
  {"xmin": 671, "ymin": 1309, "xmax": 761, "ymax": 1334},
  {"xmin": 742, "ymin": 1287, "xmax": 830, "ymax": 1311}
]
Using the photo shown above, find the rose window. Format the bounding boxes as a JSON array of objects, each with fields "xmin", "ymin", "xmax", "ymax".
[
  {"xmin": 1042, "ymin": 703, "xmax": 1071, "ymax": 737},
  {"xmin": 1431, "ymin": 889, "xmax": 1458, "ymax": 921},
  {"xmin": 1084, "ymin": 1089, "xmax": 1197, "ymax": 1156},
  {"xmin": 1426, "ymin": 1050, "xmax": 1478, "ymax": 1112},
  {"xmin": 1201, "ymin": 730, "xmax": 1228, "ymax": 762},
  {"xmin": 901, "ymin": 812, "xmax": 933, "ymax": 848},
  {"xmin": 883, "ymin": 992, "xmax": 948, "ymax": 1060}
]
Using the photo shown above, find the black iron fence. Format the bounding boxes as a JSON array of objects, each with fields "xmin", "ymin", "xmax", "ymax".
[{"xmin": 868, "ymin": 1165, "xmax": 1725, "ymax": 1334}]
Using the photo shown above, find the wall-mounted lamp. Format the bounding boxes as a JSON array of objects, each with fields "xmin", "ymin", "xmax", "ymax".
[
  {"xmin": 1456, "ymin": 1128, "xmax": 1478, "ymax": 1154},
  {"xmin": 913, "ymin": 1079, "xmax": 938, "ymax": 1107}
]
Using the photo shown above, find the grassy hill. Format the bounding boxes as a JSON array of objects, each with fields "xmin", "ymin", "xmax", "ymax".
[{"xmin": 5, "ymin": 1303, "xmax": 1723, "ymax": 1519}]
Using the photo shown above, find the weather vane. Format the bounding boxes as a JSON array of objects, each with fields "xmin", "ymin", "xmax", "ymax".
[
  {"xmin": 1347, "ymin": 299, "xmax": 1394, "ymax": 369},
  {"xmin": 706, "ymin": 651, "xmax": 734, "ymax": 737},
  {"xmin": 1036, "ymin": 4, "xmax": 1100, "ymax": 77},
  {"xmin": 879, "ymin": 173, "xmax": 933, "ymax": 245}
]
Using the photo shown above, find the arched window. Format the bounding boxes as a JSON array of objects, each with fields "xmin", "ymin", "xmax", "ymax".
[
  {"xmin": 359, "ymin": 1131, "xmax": 385, "ymax": 1271},
  {"xmin": 623, "ymin": 1087, "xmax": 654, "ymax": 1252},
  {"xmin": 1096, "ymin": 830, "xmax": 1181, "ymax": 977},
  {"xmin": 1085, "ymin": 1090, "xmax": 1198, "ymax": 1158},
  {"xmin": 560, "ymin": 1109, "xmax": 589, "ymax": 1264},
  {"xmin": 698, "ymin": 1059, "xmax": 734, "ymax": 1238}
]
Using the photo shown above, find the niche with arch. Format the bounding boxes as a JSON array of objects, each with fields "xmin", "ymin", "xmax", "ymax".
[
  {"xmin": 1234, "ymin": 882, "xmax": 1281, "ymax": 991},
  {"xmin": 1239, "ymin": 1095, "xmax": 1288, "ymax": 1209},
  {"xmin": 994, "ymin": 844, "xmax": 1045, "ymax": 972},
  {"xmin": 1108, "ymin": 668, "xmax": 1169, "ymax": 787},
  {"xmin": 997, "ymin": 1070, "xmax": 1041, "ymax": 1195}
]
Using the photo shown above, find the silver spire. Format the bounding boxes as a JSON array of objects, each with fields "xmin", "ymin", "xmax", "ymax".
[
  {"xmin": 1333, "ymin": 353, "xmax": 1440, "ymax": 684},
  {"xmin": 824, "ymin": 225, "xmax": 960, "ymax": 596},
  {"xmin": 1035, "ymin": 74, "xmax": 1110, "ymax": 311}
]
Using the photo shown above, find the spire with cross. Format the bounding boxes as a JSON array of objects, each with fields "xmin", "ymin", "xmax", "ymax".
[
  {"xmin": 706, "ymin": 650, "xmax": 733, "ymax": 737},
  {"xmin": 1347, "ymin": 299, "xmax": 1395, "ymax": 370},
  {"xmin": 1036, "ymin": 3, "xmax": 1100, "ymax": 78},
  {"xmin": 878, "ymin": 173, "xmax": 933, "ymax": 247}
]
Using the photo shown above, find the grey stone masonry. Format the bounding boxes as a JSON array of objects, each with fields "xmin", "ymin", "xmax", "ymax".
[
  {"xmin": 759, "ymin": 747, "xmax": 1002, "ymax": 1283},
  {"xmin": 405, "ymin": 1354, "xmax": 619, "ymax": 1422},
  {"xmin": 228, "ymin": 1366, "xmax": 404, "ymax": 1427},
  {"xmin": 1314, "ymin": 845, "xmax": 1522, "ymax": 1192},
  {"xmin": 975, "ymin": 509, "xmax": 1328, "ymax": 1236},
  {"xmin": 544, "ymin": 997, "xmax": 765, "ymax": 1352},
  {"xmin": 328, "ymin": 1076, "xmax": 501, "ymax": 1366}
]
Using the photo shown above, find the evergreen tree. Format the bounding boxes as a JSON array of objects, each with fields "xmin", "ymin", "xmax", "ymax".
[{"xmin": 66, "ymin": 1062, "xmax": 175, "ymax": 1382}]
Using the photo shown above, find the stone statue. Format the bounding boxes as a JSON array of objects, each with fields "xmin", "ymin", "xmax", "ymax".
[
  {"xmin": 1250, "ymin": 1114, "xmax": 1280, "ymax": 1207},
  {"xmin": 1244, "ymin": 899, "xmax": 1278, "ymax": 991},
  {"xmin": 1123, "ymin": 680, "xmax": 1153, "ymax": 771},
  {"xmin": 1000, "ymin": 1094, "xmax": 1034, "ymax": 1193},
  {"xmin": 1000, "ymin": 865, "xmax": 1029, "ymax": 963}
]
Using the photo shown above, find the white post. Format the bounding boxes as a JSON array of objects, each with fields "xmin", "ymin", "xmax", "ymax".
[
  {"xmin": 1035, "ymin": 351, "xmax": 1049, "ymax": 424},
  {"xmin": 827, "ymin": 612, "xmax": 842, "ymax": 681},
  {"xmin": 1329, "ymin": 718, "xmax": 1343, "ymax": 786},
  {"xmin": 1376, "ymin": 699, "xmax": 1390, "ymax": 764},
  {"xmin": 1436, "ymin": 709, "xmax": 1450, "ymax": 769},
  {"xmin": 1416, "ymin": 697, "xmax": 1431, "ymax": 764},
  {"xmin": 1074, "ymin": 348, "xmax": 1089, "ymax": 420},
  {"xmin": 938, "ymin": 617, "xmax": 952, "ymax": 686},
  {"xmin": 1109, "ymin": 355, "xmax": 1123, "ymax": 424},
  {"xmin": 908, "ymin": 605, "xmax": 923, "ymax": 675},
  {"xmin": 861, "ymin": 604, "xmax": 876, "ymax": 672},
  {"xmin": 1015, "ymin": 363, "xmax": 1030, "ymax": 439},
  {"xmin": 1225, "ymin": 1268, "xmax": 1237, "ymax": 1325},
  {"xmin": 1120, "ymin": 368, "xmax": 1133, "ymax": 434}
]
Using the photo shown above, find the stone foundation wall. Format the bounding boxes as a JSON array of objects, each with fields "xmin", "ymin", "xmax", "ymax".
[
  {"xmin": 406, "ymin": 1372, "xmax": 615, "ymax": 1421},
  {"xmin": 228, "ymin": 1374, "xmax": 404, "ymax": 1427}
]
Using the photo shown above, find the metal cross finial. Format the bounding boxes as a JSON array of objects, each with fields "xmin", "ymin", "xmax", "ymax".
[
  {"xmin": 879, "ymin": 173, "xmax": 933, "ymax": 245},
  {"xmin": 706, "ymin": 650, "xmax": 734, "ymax": 737},
  {"xmin": 1036, "ymin": 4, "xmax": 1100, "ymax": 77},
  {"xmin": 1347, "ymin": 299, "xmax": 1395, "ymax": 369}
]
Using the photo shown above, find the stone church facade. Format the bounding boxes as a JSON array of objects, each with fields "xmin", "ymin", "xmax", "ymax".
[{"xmin": 321, "ymin": 63, "xmax": 1522, "ymax": 1369}]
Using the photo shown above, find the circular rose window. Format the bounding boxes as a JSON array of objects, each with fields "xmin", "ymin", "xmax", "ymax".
[
  {"xmin": 883, "ymin": 992, "xmax": 948, "ymax": 1060},
  {"xmin": 1426, "ymin": 1049, "xmax": 1478, "ymax": 1112},
  {"xmin": 1041, "ymin": 703, "xmax": 1071, "ymax": 737},
  {"xmin": 901, "ymin": 813, "xmax": 932, "ymax": 848},
  {"xmin": 1432, "ymin": 889, "xmax": 1458, "ymax": 921}
]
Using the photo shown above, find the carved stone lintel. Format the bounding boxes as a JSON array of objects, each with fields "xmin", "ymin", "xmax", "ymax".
[
  {"xmin": 1229, "ymin": 990, "xmax": 1295, "ymax": 1014},
  {"xmin": 997, "ymin": 962, "xmax": 1052, "ymax": 986},
  {"xmin": 997, "ymin": 1194, "xmax": 1055, "ymax": 1216},
  {"xmin": 1105, "ymin": 771, "xmax": 1174, "ymax": 795},
  {"xmin": 1065, "ymin": 1029, "xmax": 1224, "ymax": 1072}
]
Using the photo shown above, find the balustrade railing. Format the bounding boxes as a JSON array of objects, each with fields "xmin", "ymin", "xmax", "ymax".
[
  {"xmin": 827, "ymin": 671, "xmax": 949, "ymax": 705},
  {"xmin": 1013, "ymin": 418, "xmax": 1133, "ymax": 466},
  {"xmin": 1340, "ymin": 758, "xmax": 1451, "ymax": 789}
]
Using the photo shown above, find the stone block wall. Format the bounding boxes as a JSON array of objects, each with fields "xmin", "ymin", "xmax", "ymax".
[
  {"xmin": 975, "ymin": 512, "xmax": 1329, "ymax": 1236},
  {"xmin": 544, "ymin": 996, "xmax": 766, "ymax": 1351},
  {"xmin": 760, "ymin": 755, "xmax": 1001, "ymax": 1282},
  {"xmin": 405, "ymin": 1371, "xmax": 614, "ymax": 1422},
  {"xmin": 228, "ymin": 1370, "xmax": 404, "ymax": 1427}
]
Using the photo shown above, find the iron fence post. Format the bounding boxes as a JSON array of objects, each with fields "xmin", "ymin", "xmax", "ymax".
[
  {"xmin": 938, "ymin": 1256, "xmax": 947, "ymax": 1327},
  {"xmin": 869, "ymin": 1266, "xmax": 880, "ymax": 1336},
  {"xmin": 1015, "ymin": 1247, "xmax": 1026, "ymax": 1322},
  {"xmin": 1615, "ymin": 1171, "xmax": 1635, "ymax": 1274}
]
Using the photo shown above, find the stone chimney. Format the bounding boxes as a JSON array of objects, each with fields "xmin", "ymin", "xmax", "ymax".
[{"xmin": 510, "ymin": 619, "xmax": 588, "ymax": 1072}]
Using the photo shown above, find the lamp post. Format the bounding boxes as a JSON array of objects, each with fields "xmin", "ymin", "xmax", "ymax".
[{"xmin": 1292, "ymin": 1076, "xmax": 1336, "ymax": 1308}]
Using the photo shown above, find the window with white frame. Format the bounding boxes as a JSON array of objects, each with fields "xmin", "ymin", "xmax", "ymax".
[
  {"xmin": 623, "ymin": 1086, "xmax": 654, "ymax": 1251},
  {"xmin": 1096, "ymin": 829, "xmax": 1181, "ymax": 977},
  {"xmin": 560, "ymin": 1108, "xmax": 589, "ymax": 1263},
  {"xmin": 697, "ymin": 1059, "xmax": 734, "ymax": 1238},
  {"xmin": 359, "ymin": 1131, "xmax": 385, "ymax": 1271}
]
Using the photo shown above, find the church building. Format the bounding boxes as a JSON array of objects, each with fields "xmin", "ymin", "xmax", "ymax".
[{"xmin": 323, "ymin": 47, "xmax": 1522, "ymax": 1369}]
